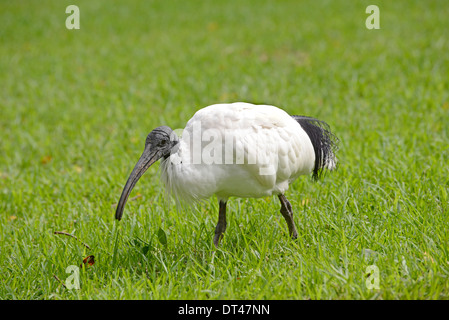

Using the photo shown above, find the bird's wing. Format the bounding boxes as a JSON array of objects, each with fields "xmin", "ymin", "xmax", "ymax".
[{"xmin": 181, "ymin": 103, "xmax": 315, "ymax": 192}]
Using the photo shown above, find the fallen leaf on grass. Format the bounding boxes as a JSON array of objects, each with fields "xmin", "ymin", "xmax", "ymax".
[
  {"xmin": 80, "ymin": 255, "xmax": 95, "ymax": 268},
  {"xmin": 73, "ymin": 165, "xmax": 83, "ymax": 173},
  {"xmin": 41, "ymin": 155, "xmax": 52, "ymax": 165},
  {"xmin": 207, "ymin": 22, "xmax": 218, "ymax": 32}
]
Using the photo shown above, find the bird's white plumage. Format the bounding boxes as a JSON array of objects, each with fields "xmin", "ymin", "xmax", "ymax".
[{"xmin": 160, "ymin": 102, "xmax": 316, "ymax": 202}]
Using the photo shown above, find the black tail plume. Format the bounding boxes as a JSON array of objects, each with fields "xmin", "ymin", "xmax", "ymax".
[{"xmin": 292, "ymin": 115, "xmax": 339, "ymax": 180}]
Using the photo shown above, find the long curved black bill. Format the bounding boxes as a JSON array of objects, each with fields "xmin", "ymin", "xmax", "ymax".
[{"xmin": 115, "ymin": 146, "xmax": 160, "ymax": 220}]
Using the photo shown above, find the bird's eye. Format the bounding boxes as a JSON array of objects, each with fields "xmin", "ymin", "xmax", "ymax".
[{"xmin": 159, "ymin": 140, "xmax": 168, "ymax": 147}]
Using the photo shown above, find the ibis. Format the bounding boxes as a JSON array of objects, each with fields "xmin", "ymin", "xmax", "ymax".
[{"xmin": 115, "ymin": 102, "xmax": 339, "ymax": 247}]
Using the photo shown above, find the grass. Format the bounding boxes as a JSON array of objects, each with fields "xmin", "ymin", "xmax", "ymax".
[{"xmin": 1, "ymin": 0, "xmax": 448, "ymax": 299}]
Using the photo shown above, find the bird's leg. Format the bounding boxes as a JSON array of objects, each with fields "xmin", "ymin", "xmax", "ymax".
[
  {"xmin": 213, "ymin": 200, "xmax": 227, "ymax": 247},
  {"xmin": 278, "ymin": 194, "xmax": 298, "ymax": 239}
]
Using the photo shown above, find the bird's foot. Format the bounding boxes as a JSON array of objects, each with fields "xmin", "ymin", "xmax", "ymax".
[{"xmin": 291, "ymin": 229, "xmax": 298, "ymax": 240}]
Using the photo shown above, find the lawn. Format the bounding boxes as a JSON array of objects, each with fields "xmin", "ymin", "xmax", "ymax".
[{"xmin": 1, "ymin": 0, "xmax": 448, "ymax": 300}]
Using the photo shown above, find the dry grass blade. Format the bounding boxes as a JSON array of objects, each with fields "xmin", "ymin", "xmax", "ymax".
[
  {"xmin": 53, "ymin": 274, "xmax": 67, "ymax": 288},
  {"xmin": 54, "ymin": 231, "xmax": 91, "ymax": 250}
]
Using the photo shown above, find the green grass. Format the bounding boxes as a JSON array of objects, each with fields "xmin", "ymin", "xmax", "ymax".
[{"xmin": 1, "ymin": 0, "xmax": 449, "ymax": 299}]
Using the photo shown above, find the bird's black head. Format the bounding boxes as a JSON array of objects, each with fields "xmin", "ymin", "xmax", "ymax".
[
  {"xmin": 145, "ymin": 126, "xmax": 179, "ymax": 159},
  {"xmin": 115, "ymin": 126, "xmax": 179, "ymax": 221}
]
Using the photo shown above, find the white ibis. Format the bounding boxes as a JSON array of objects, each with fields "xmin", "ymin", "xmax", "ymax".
[{"xmin": 115, "ymin": 102, "xmax": 338, "ymax": 247}]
